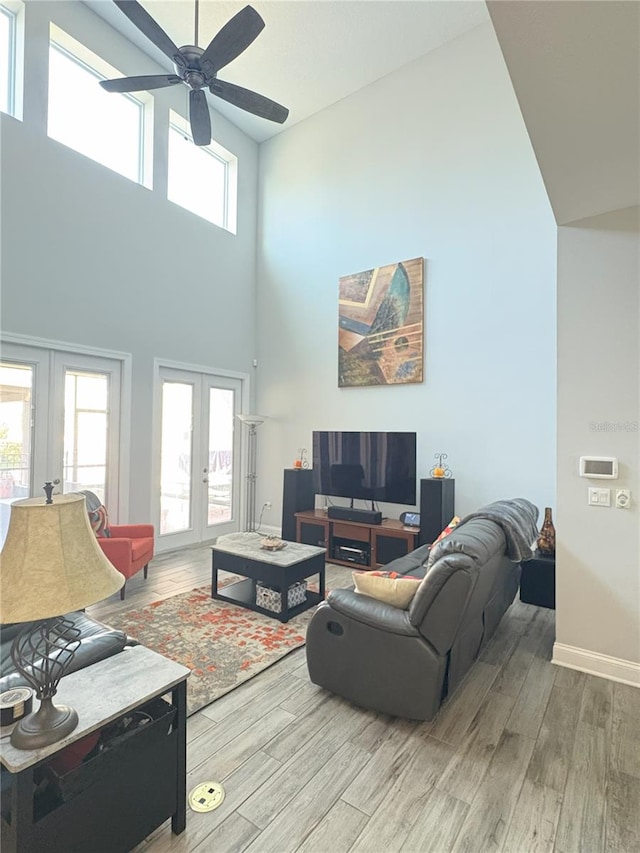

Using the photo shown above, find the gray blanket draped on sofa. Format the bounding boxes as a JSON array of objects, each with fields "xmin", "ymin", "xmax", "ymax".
[{"xmin": 450, "ymin": 498, "xmax": 539, "ymax": 562}]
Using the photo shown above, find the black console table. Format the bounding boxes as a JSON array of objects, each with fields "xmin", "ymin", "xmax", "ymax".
[{"xmin": 520, "ymin": 550, "xmax": 556, "ymax": 609}]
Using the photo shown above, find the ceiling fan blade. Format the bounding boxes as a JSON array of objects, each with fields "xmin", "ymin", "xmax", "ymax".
[
  {"xmin": 210, "ymin": 80, "xmax": 289, "ymax": 124},
  {"xmin": 100, "ymin": 74, "xmax": 183, "ymax": 93},
  {"xmin": 200, "ymin": 6, "xmax": 265, "ymax": 77},
  {"xmin": 114, "ymin": 1, "xmax": 186, "ymax": 68},
  {"xmin": 190, "ymin": 89, "xmax": 212, "ymax": 146}
]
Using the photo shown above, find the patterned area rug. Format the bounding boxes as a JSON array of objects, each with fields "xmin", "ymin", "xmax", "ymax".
[{"xmin": 107, "ymin": 565, "xmax": 353, "ymax": 716}]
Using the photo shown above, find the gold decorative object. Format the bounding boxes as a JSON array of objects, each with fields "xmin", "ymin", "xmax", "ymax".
[
  {"xmin": 293, "ymin": 448, "xmax": 309, "ymax": 469},
  {"xmin": 537, "ymin": 507, "xmax": 556, "ymax": 556},
  {"xmin": 429, "ymin": 453, "xmax": 452, "ymax": 479}
]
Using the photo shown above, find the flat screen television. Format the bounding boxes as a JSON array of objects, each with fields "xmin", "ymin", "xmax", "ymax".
[{"xmin": 312, "ymin": 431, "xmax": 417, "ymax": 506}]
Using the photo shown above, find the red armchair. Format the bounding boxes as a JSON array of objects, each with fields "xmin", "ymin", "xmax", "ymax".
[
  {"xmin": 97, "ymin": 523, "xmax": 154, "ymax": 599},
  {"xmin": 80, "ymin": 491, "xmax": 154, "ymax": 600}
]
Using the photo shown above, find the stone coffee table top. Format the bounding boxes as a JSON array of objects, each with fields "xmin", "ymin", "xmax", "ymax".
[{"xmin": 213, "ymin": 532, "xmax": 325, "ymax": 567}]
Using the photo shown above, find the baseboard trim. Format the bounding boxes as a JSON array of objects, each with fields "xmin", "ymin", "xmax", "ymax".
[{"xmin": 553, "ymin": 643, "xmax": 640, "ymax": 687}]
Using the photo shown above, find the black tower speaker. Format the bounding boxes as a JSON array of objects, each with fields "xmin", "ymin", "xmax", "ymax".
[
  {"xmin": 418, "ymin": 478, "xmax": 455, "ymax": 547},
  {"xmin": 281, "ymin": 469, "xmax": 315, "ymax": 541}
]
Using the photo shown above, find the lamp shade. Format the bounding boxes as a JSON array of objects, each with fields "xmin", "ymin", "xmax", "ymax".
[
  {"xmin": 0, "ymin": 493, "xmax": 124, "ymax": 623},
  {"xmin": 237, "ymin": 414, "xmax": 266, "ymax": 426}
]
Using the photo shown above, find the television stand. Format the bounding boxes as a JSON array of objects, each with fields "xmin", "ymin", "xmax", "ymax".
[{"xmin": 294, "ymin": 510, "xmax": 418, "ymax": 570}]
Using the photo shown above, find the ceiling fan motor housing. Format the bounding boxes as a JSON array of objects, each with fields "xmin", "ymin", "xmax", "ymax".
[{"xmin": 176, "ymin": 46, "xmax": 206, "ymax": 82}]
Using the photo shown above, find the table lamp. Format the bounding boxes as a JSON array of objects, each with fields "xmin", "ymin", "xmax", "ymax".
[{"xmin": 0, "ymin": 488, "xmax": 124, "ymax": 749}]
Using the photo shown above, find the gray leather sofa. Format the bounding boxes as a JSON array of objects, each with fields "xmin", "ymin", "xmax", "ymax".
[{"xmin": 306, "ymin": 507, "xmax": 531, "ymax": 720}]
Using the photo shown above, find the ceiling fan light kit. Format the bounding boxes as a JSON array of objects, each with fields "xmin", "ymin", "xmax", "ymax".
[{"xmin": 100, "ymin": 1, "xmax": 289, "ymax": 146}]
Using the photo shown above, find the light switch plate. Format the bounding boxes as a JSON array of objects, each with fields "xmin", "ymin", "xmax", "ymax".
[{"xmin": 588, "ymin": 487, "xmax": 611, "ymax": 506}]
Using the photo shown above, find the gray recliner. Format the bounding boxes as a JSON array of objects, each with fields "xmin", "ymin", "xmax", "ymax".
[{"xmin": 306, "ymin": 514, "xmax": 522, "ymax": 721}]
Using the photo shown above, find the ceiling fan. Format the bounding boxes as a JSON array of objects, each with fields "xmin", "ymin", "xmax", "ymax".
[{"xmin": 100, "ymin": 1, "xmax": 289, "ymax": 146}]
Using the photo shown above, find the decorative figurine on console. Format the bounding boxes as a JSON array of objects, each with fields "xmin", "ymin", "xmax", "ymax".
[
  {"xmin": 293, "ymin": 448, "xmax": 309, "ymax": 469},
  {"xmin": 430, "ymin": 452, "xmax": 452, "ymax": 479}
]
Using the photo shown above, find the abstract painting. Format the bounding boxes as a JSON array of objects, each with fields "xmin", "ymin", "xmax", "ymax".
[{"xmin": 338, "ymin": 257, "xmax": 424, "ymax": 387}]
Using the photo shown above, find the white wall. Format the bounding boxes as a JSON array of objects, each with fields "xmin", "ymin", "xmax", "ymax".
[
  {"xmin": 254, "ymin": 23, "xmax": 557, "ymax": 529},
  {"xmin": 0, "ymin": 1, "xmax": 259, "ymax": 522},
  {"xmin": 555, "ymin": 206, "xmax": 640, "ymax": 677}
]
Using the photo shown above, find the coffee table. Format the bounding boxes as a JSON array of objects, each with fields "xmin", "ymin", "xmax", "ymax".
[{"xmin": 211, "ymin": 533, "xmax": 326, "ymax": 623}]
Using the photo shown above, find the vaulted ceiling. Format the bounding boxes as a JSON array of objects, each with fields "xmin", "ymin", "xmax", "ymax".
[
  {"xmin": 85, "ymin": 1, "xmax": 639, "ymax": 225},
  {"xmin": 85, "ymin": 1, "xmax": 489, "ymax": 142}
]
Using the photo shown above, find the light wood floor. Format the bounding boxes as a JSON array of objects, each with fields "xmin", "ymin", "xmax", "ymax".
[{"xmin": 89, "ymin": 546, "xmax": 640, "ymax": 853}]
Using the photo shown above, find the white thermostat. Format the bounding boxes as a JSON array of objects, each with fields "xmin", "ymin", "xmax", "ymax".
[{"xmin": 579, "ymin": 456, "xmax": 618, "ymax": 479}]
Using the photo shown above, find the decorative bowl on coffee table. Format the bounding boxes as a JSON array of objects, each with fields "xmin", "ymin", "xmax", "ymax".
[{"xmin": 260, "ymin": 536, "xmax": 286, "ymax": 551}]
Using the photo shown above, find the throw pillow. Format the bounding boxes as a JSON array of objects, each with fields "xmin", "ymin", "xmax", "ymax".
[
  {"xmin": 353, "ymin": 570, "xmax": 422, "ymax": 609},
  {"xmin": 79, "ymin": 490, "xmax": 112, "ymax": 538},
  {"xmin": 434, "ymin": 516, "xmax": 461, "ymax": 544},
  {"xmin": 88, "ymin": 504, "xmax": 111, "ymax": 538},
  {"xmin": 425, "ymin": 516, "xmax": 460, "ymax": 569}
]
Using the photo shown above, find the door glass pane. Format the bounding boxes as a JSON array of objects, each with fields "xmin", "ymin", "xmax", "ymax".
[
  {"xmin": 0, "ymin": 363, "xmax": 33, "ymax": 546},
  {"xmin": 161, "ymin": 382, "xmax": 193, "ymax": 535},
  {"xmin": 63, "ymin": 370, "xmax": 109, "ymax": 501},
  {"xmin": 208, "ymin": 388, "xmax": 234, "ymax": 526}
]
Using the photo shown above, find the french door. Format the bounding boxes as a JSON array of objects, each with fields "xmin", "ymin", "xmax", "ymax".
[
  {"xmin": 0, "ymin": 342, "xmax": 123, "ymax": 546},
  {"xmin": 157, "ymin": 367, "xmax": 242, "ymax": 550}
]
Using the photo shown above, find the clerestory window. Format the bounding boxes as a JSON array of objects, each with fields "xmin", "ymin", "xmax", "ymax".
[
  {"xmin": 167, "ymin": 109, "xmax": 238, "ymax": 233},
  {"xmin": 48, "ymin": 24, "xmax": 152, "ymax": 186},
  {"xmin": 0, "ymin": 1, "xmax": 22, "ymax": 117}
]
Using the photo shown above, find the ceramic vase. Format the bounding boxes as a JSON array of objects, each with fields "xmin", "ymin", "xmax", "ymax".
[{"xmin": 537, "ymin": 507, "xmax": 556, "ymax": 557}]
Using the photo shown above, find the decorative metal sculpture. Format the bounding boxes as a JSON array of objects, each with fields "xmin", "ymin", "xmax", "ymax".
[
  {"xmin": 430, "ymin": 452, "xmax": 452, "ymax": 479},
  {"xmin": 294, "ymin": 448, "xmax": 309, "ymax": 469}
]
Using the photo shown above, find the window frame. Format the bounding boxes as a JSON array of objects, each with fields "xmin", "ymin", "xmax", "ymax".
[
  {"xmin": 0, "ymin": 0, "xmax": 24, "ymax": 119},
  {"xmin": 167, "ymin": 109, "xmax": 238, "ymax": 233},
  {"xmin": 48, "ymin": 23, "xmax": 153, "ymax": 188}
]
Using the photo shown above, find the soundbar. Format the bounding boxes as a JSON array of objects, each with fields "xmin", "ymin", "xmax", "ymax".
[{"xmin": 327, "ymin": 506, "xmax": 382, "ymax": 525}]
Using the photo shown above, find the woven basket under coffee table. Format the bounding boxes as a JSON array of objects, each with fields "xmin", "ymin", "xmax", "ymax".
[{"xmin": 211, "ymin": 533, "xmax": 326, "ymax": 623}]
